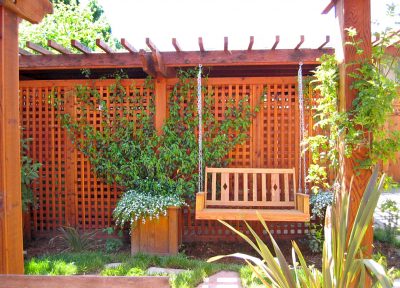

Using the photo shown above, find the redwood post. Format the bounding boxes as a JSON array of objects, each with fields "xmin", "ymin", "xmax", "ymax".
[
  {"xmin": 154, "ymin": 78, "xmax": 167, "ymax": 134},
  {"xmin": 0, "ymin": 6, "xmax": 24, "ymax": 273},
  {"xmin": 336, "ymin": 0, "xmax": 373, "ymax": 255},
  {"xmin": 0, "ymin": 0, "xmax": 51, "ymax": 273}
]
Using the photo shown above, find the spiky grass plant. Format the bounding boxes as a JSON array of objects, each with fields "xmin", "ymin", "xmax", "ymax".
[{"xmin": 209, "ymin": 168, "xmax": 391, "ymax": 288}]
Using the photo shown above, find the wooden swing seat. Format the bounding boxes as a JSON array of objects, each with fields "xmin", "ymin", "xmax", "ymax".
[{"xmin": 195, "ymin": 167, "xmax": 310, "ymax": 222}]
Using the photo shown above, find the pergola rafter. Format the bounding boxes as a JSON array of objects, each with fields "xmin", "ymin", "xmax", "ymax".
[{"xmin": 19, "ymin": 35, "xmax": 334, "ymax": 79}]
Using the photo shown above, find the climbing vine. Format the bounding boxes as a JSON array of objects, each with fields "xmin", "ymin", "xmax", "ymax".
[
  {"xmin": 306, "ymin": 27, "xmax": 400, "ymax": 193},
  {"xmin": 60, "ymin": 68, "xmax": 258, "ymax": 221}
]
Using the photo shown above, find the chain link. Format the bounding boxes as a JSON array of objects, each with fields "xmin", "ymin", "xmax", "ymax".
[
  {"xmin": 298, "ymin": 62, "xmax": 308, "ymax": 194},
  {"xmin": 197, "ymin": 64, "xmax": 203, "ymax": 192}
]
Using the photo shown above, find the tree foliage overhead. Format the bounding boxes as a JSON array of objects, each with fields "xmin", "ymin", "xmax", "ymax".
[{"xmin": 19, "ymin": 0, "xmax": 115, "ymax": 52}]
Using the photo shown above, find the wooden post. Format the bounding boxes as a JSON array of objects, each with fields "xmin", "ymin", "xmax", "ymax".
[
  {"xmin": 336, "ymin": 0, "xmax": 373, "ymax": 255},
  {"xmin": 0, "ymin": 0, "xmax": 51, "ymax": 274},
  {"xmin": 64, "ymin": 90, "xmax": 77, "ymax": 227},
  {"xmin": 0, "ymin": 7, "xmax": 24, "ymax": 273},
  {"xmin": 154, "ymin": 78, "xmax": 167, "ymax": 134}
]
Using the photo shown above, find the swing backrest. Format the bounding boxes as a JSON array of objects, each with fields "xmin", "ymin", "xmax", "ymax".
[{"xmin": 203, "ymin": 167, "xmax": 297, "ymax": 208}]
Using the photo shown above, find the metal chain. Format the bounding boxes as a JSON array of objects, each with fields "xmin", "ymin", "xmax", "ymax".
[
  {"xmin": 197, "ymin": 64, "xmax": 203, "ymax": 192},
  {"xmin": 298, "ymin": 62, "xmax": 307, "ymax": 194}
]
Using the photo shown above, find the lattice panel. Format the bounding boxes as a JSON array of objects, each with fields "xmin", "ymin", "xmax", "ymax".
[
  {"xmin": 75, "ymin": 80, "xmax": 154, "ymax": 229},
  {"xmin": 20, "ymin": 84, "xmax": 68, "ymax": 231}
]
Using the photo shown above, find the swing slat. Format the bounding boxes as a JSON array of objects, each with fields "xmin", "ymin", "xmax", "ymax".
[{"xmin": 195, "ymin": 167, "xmax": 310, "ymax": 222}]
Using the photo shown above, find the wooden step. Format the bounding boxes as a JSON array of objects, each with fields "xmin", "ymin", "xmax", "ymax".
[{"xmin": 196, "ymin": 208, "xmax": 310, "ymax": 222}]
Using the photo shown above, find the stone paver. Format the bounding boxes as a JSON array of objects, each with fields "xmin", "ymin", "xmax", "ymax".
[
  {"xmin": 197, "ymin": 271, "xmax": 242, "ymax": 288},
  {"xmin": 147, "ymin": 267, "xmax": 186, "ymax": 275},
  {"xmin": 104, "ymin": 262, "xmax": 122, "ymax": 269}
]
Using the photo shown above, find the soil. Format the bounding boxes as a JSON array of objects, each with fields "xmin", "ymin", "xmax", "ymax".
[{"xmin": 25, "ymin": 236, "xmax": 399, "ymax": 270}]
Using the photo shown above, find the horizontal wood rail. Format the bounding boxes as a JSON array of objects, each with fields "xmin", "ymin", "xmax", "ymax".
[
  {"xmin": 196, "ymin": 167, "xmax": 310, "ymax": 222},
  {"xmin": 0, "ymin": 275, "xmax": 170, "ymax": 288}
]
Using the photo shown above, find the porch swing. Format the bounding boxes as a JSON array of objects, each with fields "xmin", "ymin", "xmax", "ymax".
[{"xmin": 195, "ymin": 64, "xmax": 310, "ymax": 222}]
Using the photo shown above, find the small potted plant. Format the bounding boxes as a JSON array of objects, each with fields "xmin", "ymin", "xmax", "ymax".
[{"xmin": 113, "ymin": 178, "xmax": 185, "ymax": 255}]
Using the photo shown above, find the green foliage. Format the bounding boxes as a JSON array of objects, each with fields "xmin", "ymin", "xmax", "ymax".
[
  {"xmin": 306, "ymin": 25, "xmax": 400, "ymax": 193},
  {"xmin": 61, "ymin": 68, "xmax": 256, "ymax": 225},
  {"xmin": 102, "ymin": 226, "xmax": 124, "ymax": 253},
  {"xmin": 49, "ymin": 226, "xmax": 98, "ymax": 252},
  {"xmin": 19, "ymin": 0, "xmax": 115, "ymax": 52},
  {"xmin": 375, "ymin": 199, "xmax": 400, "ymax": 245},
  {"xmin": 25, "ymin": 251, "xmax": 242, "ymax": 287},
  {"xmin": 100, "ymin": 252, "xmax": 241, "ymax": 288},
  {"xmin": 104, "ymin": 238, "xmax": 124, "ymax": 253},
  {"xmin": 20, "ymin": 137, "xmax": 42, "ymax": 212},
  {"xmin": 25, "ymin": 251, "xmax": 127, "ymax": 275},
  {"xmin": 25, "ymin": 259, "xmax": 78, "ymax": 275},
  {"xmin": 209, "ymin": 168, "xmax": 392, "ymax": 288}
]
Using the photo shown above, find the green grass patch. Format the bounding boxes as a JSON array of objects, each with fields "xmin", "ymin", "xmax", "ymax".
[{"xmin": 25, "ymin": 251, "xmax": 244, "ymax": 288}]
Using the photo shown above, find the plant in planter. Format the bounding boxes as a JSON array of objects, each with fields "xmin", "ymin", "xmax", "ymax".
[{"xmin": 61, "ymin": 69, "xmax": 257, "ymax": 254}]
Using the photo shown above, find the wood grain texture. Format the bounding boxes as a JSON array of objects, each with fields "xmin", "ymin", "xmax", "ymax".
[
  {"xmin": 196, "ymin": 208, "xmax": 309, "ymax": 221},
  {"xmin": 0, "ymin": 275, "xmax": 170, "ymax": 288},
  {"xmin": 131, "ymin": 207, "xmax": 180, "ymax": 255},
  {"xmin": 336, "ymin": 0, "xmax": 373, "ymax": 256},
  {"xmin": 1, "ymin": 0, "xmax": 52, "ymax": 23},
  {"xmin": 19, "ymin": 49, "xmax": 333, "ymax": 70},
  {"xmin": 0, "ymin": 7, "xmax": 24, "ymax": 274}
]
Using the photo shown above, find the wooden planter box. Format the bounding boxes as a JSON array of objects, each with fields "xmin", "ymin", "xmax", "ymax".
[{"xmin": 131, "ymin": 207, "xmax": 181, "ymax": 255}]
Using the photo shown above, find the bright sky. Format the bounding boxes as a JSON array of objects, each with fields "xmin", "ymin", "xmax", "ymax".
[{"xmin": 95, "ymin": 0, "xmax": 398, "ymax": 52}]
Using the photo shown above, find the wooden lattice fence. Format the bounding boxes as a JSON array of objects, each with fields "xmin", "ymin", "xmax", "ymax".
[{"xmin": 20, "ymin": 77, "xmax": 314, "ymax": 240}]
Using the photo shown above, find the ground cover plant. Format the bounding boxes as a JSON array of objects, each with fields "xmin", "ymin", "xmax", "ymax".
[{"xmin": 24, "ymin": 251, "xmax": 245, "ymax": 288}]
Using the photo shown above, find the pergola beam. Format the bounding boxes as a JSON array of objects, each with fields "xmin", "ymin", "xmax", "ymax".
[
  {"xmin": 146, "ymin": 38, "xmax": 172, "ymax": 78},
  {"xmin": 0, "ymin": 0, "xmax": 52, "ymax": 23},
  {"xmin": 139, "ymin": 49, "xmax": 157, "ymax": 78},
  {"xmin": 271, "ymin": 35, "xmax": 280, "ymax": 50},
  {"xmin": 26, "ymin": 41, "xmax": 54, "ymax": 55},
  {"xmin": 19, "ymin": 47, "xmax": 33, "ymax": 56},
  {"xmin": 294, "ymin": 35, "xmax": 304, "ymax": 50},
  {"xmin": 198, "ymin": 37, "xmax": 205, "ymax": 52},
  {"xmin": 172, "ymin": 38, "xmax": 182, "ymax": 52},
  {"xmin": 47, "ymin": 40, "xmax": 72, "ymax": 54},
  {"xmin": 224, "ymin": 37, "xmax": 231, "ymax": 54},
  {"xmin": 318, "ymin": 35, "xmax": 330, "ymax": 49},
  {"xmin": 19, "ymin": 53, "xmax": 143, "ymax": 70},
  {"xmin": 71, "ymin": 40, "xmax": 92, "ymax": 54},
  {"xmin": 248, "ymin": 36, "xmax": 254, "ymax": 51},
  {"xmin": 121, "ymin": 38, "xmax": 137, "ymax": 53},
  {"xmin": 19, "ymin": 49, "xmax": 333, "ymax": 70},
  {"xmin": 96, "ymin": 39, "xmax": 114, "ymax": 54}
]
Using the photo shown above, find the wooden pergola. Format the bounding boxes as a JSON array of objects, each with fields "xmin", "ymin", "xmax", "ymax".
[
  {"xmin": 1, "ymin": 0, "xmax": 375, "ymax": 278},
  {"xmin": 18, "ymin": 35, "xmax": 333, "ymax": 80}
]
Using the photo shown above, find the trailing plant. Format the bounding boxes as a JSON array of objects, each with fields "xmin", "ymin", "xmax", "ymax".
[
  {"xmin": 209, "ymin": 168, "xmax": 391, "ymax": 287},
  {"xmin": 306, "ymin": 26, "xmax": 400, "ymax": 192},
  {"xmin": 49, "ymin": 226, "xmax": 98, "ymax": 252},
  {"xmin": 113, "ymin": 180, "xmax": 186, "ymax": 227},
  {"xmin": 61, "ymin": 68, "xmax": 257, "ymax": 224},
  {"xmin": 21, "ymin": 137, "xmax": 42, "ymax": 212}
]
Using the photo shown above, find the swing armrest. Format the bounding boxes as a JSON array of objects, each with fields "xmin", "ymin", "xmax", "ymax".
[
  {"xmin": 296, "ymin": 193, "xmax": 309, "ymax": 215},
  {"xmin": 196, "ymin": 192, "xmax": 206, "ymax": 212}
]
